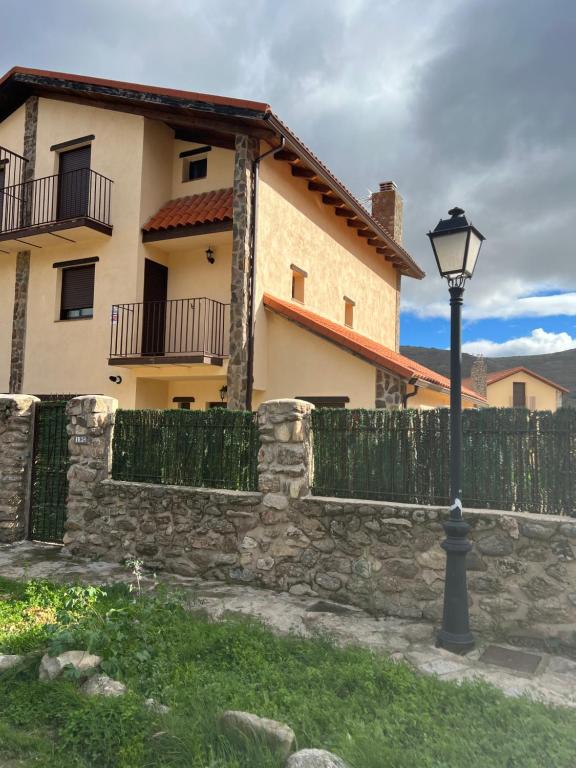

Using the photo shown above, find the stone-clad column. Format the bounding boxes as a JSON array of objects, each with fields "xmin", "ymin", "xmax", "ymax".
[
  {"xmin": 257, "ymin": 399, "xmax": 314, "ymax": 504},
  {"xmin": 227, "ymin": 134, "xmax": 259, "ymax": 411},
  {"xmin": 9, "ymin": 96, "xmax": 38, "ymax": 394},
  {"xmin": 64, "ymin": 396, "xmax": 118, "ymax": 551},
  {"xmin": 0, "ymin": 394, "xmax": 39, "ymax": 542},
  {"xmin": 375, "ymin": 368, "xmax": 406, "ymax": 409}
]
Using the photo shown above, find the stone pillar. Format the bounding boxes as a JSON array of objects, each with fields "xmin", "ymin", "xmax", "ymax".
[
  {"xmin": 0, "ymin": 394, "xmax": 39, "ymax": 542},
  {"xmin": 9, "ymin": 96, "xmax": 38, "ymax": 394},
  {"xmin": 257, "ymin": 399, "xmax": 314, "ymax": 507},
  {"xmin": 227, "ymin": 134, "xmax": 259, "ymax": 411},
  {"xmin": 64, "ymin": 396, "xmax": 118, "ymax": 551},
  {"xmin": 375, "ymin": 368, "xmax": 406, "ymax": 409}
]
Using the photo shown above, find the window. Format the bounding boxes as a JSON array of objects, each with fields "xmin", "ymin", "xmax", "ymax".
[
  {"xmin": 184, "ymin": 157, "xmax": 207, "ymax": 182},
  {"xmin": 60, "ymin": 264, "xmax": 95, "ymax": 320},
  {"xmin": 291, "ymin": 264, "xmax": 307, "ymax": 303},
  {"xmin": 513, "ymin": 382, "xmax": 526, "ymax": 408},
  {"xmin": 173, "ymin": 397, "xmax": 195, "ymax": 410},
  {"xmin": 344, "ymin": 296, "xmax": 355, "ymax": 327},
  {"xmin": 296, "ymin": 396, "xmax": 350, "ymax": 409},
  {"xmin": 529, "ymin": 396, "xmax": 536, "ymax": 410}
]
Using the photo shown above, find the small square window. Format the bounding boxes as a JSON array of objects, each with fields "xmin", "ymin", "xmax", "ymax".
[
  {"xmin": 344, "ymin": 297, "xmax": 355, "ymax": 327},
  {"xmin": 291, "ymin": 266, "xmax": 306, "ymax": 303},
  {"xmin": 60, "ymin": 264, "xmax": 95, "ymax": 320},
  {"xmin": 184, "ymin": 157, "xmax": 207, "ymax": 182}
]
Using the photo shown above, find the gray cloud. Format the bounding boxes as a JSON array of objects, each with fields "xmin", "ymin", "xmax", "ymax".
[{"xmin": 2, "ymin": 0, "xmax": 575, "ymax": 325}]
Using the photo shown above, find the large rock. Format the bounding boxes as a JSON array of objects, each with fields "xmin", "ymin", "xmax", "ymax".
[
  {"xmin": 220, "ymin": 710, "xmax": 295, "ymax": 760},
  {"xmin": 82, "ymin": 674, "xmax": 127, "ymax": 697},
  {"xmin": 0, "ymin": 654, "xmax": 24, "ymax": 672},
  {"xmin": 286, "ymin": 749, "xmax": 350, "ymax": 768},
  {"xmin": 39, "ymin": 650, "xmax": 102, "ymax": 681}
]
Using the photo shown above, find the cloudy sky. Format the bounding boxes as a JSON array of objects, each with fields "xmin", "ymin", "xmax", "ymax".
[{"xmin": 3, "ymin": 0, "xmax": 575, "ymax": 356}]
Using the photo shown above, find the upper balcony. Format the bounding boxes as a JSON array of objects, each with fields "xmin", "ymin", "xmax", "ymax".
[
  {"xmin": 0, "ymin": 168, "xmax": 113, "ymax": 252},
  {"xmin": 108, "ymin": 297, "xmax": 230, "ymax": 367}
]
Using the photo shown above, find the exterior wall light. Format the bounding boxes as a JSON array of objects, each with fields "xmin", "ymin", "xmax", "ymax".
[
  {"xmin": 219, "ymin": 385, "xmax": 227, "ymax": 402},
  {"xmin": 206, "ymin": 247, "xmax": 215, "ymax": 264},
  {"xmin": 427, "ymin": 207, "xmax": 486, "ymax": 655},
  {"xmin": 109, "ymin": 375, "xmax": 122, "ymax": 384}
]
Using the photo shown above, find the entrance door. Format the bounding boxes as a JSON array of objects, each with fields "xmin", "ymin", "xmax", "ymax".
[
  {"xmin": 29, "ymin": 401, "xmax": 69, "ymax": 543},
  {"xmin": 57, "ymin": 145, "xmax": 91, "ymax": 220},
  {"xmin": 142, "ymin": 259, "xmax": 168, "ymax": 356}
]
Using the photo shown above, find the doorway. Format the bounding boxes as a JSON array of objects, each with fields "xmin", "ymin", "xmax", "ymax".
[
  {"xmin": 57, "ymin": 144, "xmax": 91, "ymax": 220},
  {"xmin": 142, "ymin": 258, "xmax": 168, "ymax": 356}
]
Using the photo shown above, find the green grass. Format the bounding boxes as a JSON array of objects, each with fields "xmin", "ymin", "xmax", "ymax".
[{"xmin": 0, "ymin": 575, "xmax": 575, "ymax": 768}]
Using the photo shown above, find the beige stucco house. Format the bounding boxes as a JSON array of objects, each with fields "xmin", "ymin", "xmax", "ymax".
[
  {"xmin": 466, "ymin": 360, "xmax": 567, "ymax": 411},
  {"xmin": 0, "ymin": 67, "xmax": 485, "ymax": 411}
]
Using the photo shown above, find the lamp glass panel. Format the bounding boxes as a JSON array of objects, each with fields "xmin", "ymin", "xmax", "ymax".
[
  {"xmin": 432, "ymin": 230, "xmax": 469, "ymax": 276},
  {"xmin": 464, "ymin": 231, "xmax": 483, "ymax": 276}
]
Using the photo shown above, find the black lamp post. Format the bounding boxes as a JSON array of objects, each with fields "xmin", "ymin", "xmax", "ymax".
[{"xmin": 427, "ymin": 207, "xmax": 485, "ymax": 654}]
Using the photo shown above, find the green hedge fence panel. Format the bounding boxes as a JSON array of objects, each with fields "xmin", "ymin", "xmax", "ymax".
[
  {"xmin": 312, "ymin": 407, "xmax": 576, "ymax": 516},
  {"xmin": 112, "ymin": 408, "xmax": 259, "ymax": 491}
]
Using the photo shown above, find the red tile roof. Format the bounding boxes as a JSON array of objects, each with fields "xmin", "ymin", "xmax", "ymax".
[
  {"xmin": 263, "ymin": 294, "xmax": 487, "ymax": 404},
  {"xmin": 485, "ymin": 366, "xmax": 569, "ymax": 393},
  {"xmin": 143, "ymin": 188, "xmax": 233, "ymax": 233}
]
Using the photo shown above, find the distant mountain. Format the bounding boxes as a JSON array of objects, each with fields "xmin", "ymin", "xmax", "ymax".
[{"xmin": 400, "ymin": 345, "xmax": 576, "ymax": 406}]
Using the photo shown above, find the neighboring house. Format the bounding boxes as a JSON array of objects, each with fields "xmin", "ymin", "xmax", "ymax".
[
  {"xmin": 465, "ymin": 359, "xmax": 568, "ymax": 411},
  {"xmin": 0, "ymin": 67, "xmax": 485, "ymax": 411}
]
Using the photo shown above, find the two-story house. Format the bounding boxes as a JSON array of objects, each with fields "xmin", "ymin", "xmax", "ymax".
[{"xmin": 0, "ymin": 67, "xmax": 485, "ymax": 411}]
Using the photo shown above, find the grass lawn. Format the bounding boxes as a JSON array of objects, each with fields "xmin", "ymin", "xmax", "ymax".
[{"xmin": 0, "ymin": 576, "xmax": 575, "ymax": 768}]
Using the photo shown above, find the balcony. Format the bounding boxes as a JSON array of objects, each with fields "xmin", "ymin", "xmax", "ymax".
[
  {"xmin": 108, "ymin": 297, "xmax": 230, "ymax": 366},
  {"xmin": 0, "ymin": 168, "xmax": 113, "ymax": 251}
]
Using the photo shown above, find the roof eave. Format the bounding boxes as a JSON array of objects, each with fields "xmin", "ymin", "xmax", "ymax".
[{"xmin": 266, "ymin": 113, "xmax": 425, "ymax": 280}]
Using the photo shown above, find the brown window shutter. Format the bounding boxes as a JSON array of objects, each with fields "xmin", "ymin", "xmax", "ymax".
[{"xmin": 61, "ymin": 264, "xmax": 95, "ymax": 312}]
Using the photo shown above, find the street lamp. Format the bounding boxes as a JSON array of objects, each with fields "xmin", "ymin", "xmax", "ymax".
[{"xmin": 427, "ymin": 207, "xmax": 485, "ymax": 654}]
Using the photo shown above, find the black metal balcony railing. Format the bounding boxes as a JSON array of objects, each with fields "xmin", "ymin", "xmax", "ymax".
[
  {"xmin": 0, "ymin": 168, "xmax": 112, "ymax": 235},
  {"xmin": 109, "ymin": 298, "xmax": 230, "ymax": 361}
]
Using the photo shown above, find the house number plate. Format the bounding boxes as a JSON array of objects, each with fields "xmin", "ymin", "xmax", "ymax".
[{"xmin": 74, "ymin": 435, "xmax": 89, "ymax": 444}]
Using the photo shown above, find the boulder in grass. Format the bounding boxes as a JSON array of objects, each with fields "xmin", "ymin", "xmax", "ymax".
[
  {"xmin": 0, "ymin": 655, "xmax": 24, "ymax": 672},
  {"xmin": 286, "ymin": 749, "xmax": 350, "ymax": 768},
  {"xmin": 144, "ymin": 697, "xmax": 170, "ymax": 714},
  {"xmin": 220, "ymin": 710, "xmax": 295, "ymax": 761},
  {"xmin": 82, "ymin": 674, "xmax": 127, "ymax": 697},
  {"xmin": 39, "ymin": 650, "xmax": 102, "ymax": 681}
]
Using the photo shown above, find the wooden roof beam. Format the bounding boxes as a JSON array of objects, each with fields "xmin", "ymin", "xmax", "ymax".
[
  {"xmin": 322, "ymin": 194, "xmax": 345, "ymax": 207},
  {"xmin": 274, "ymin": 149, "xmax": 299, "ymax": 162},
  {"xmin": 308, "ymin": 181, "xmax": 331, "ymax": 193},
  {"xmin": 291, "ymin": 165, "xmax": 316, "ymax": 179},
  {"xmin": 334, "ymin": 208, "xmax": 356, "ymax": 218}
]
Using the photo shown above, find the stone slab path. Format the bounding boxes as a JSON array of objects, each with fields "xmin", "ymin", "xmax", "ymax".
[{"xmin": 2, "ymin": 541, "xmax": 575, "ymax": 709}]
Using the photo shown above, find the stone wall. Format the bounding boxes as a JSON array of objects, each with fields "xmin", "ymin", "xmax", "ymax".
[
  {"xmin": 61, "ymin": 395, "xmax": 576, "ymax": 650},
  {"xmin": 375, "ymin": 368, "xmax": 405, "ymax": 409},
  {"xmin": 0, "ymin": 394, "xmax": 38, "ymax": 542}
]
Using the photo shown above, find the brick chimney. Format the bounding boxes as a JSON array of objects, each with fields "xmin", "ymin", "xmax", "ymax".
[
  {"xmin": 371, "ymin": 181, "xmax": 404, "ymax": 244},
  {"xmin": 471, "ymin": 356, "xmax": 487, "ymax": 398}
]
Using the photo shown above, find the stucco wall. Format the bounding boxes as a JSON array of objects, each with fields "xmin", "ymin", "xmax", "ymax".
[
  {"xmin": 253, "ymin": 155, "xmax": 400, "ymax": 391},
  {"xmin": 487, "ymin": 372, "xmax": 562, "ymax": 411},
  {"xmin": 171, "ymin": 141, "xmax": 234, "ymax": 200},
  {"xmin": 254, "ymin": 312, "xmax": 377, "ymax": 409},
  {"xmin": 15, "ymin": 99, "xmax": 146, "ymax": 406}
]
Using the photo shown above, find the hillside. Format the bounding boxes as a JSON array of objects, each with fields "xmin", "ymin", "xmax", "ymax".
[{"xmin": 400, "ymin": 345, "xmax": 576, "ymax": 406}]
